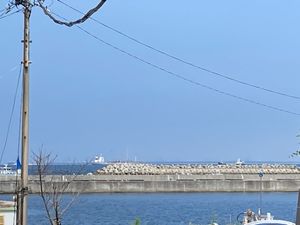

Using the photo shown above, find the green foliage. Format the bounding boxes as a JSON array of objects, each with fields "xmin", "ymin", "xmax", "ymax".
[{"xmin": 132, "ymin": 218, "xmax": 141, "ymax": 225}]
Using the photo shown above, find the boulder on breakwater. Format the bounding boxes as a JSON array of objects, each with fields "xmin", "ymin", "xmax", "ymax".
[{"xmin": 95, "ymin": 163, "xmax": 300, "ymax": 175}]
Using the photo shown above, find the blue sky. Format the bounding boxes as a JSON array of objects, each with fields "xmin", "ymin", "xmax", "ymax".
[{"xmin": 1, "ymin": 0, "xmax": 300, "ymax": 163}]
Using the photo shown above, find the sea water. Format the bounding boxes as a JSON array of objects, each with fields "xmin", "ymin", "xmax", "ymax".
[{"xmin": 6, "ymin": 192, "xmax": 295, "ymax": 225}]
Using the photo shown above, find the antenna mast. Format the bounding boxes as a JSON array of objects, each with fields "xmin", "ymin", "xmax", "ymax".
[{"xmin": 258, "ymin": 170, "xmax": 264, "ymax": 216}]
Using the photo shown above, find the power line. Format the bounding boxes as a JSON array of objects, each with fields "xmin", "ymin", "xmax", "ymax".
[
  {"xmin": 0, "ymin": 5, "xmax": 14, "ymax": 17},
  {"xmin": 56, "ymin": 0, "xmax": 300, "ymax": 100},
  {"xmin": 37, "ymin": 0, "xmax": 106, "ymax": 27},
  {"xmin": 51, "ymin": 11, "xmax": 300, "ymax": 117},
  {"xmin": 17, "ymin": 79, "xmax": 23, "ymax": 158},
  {"xmin": 0, "ymin": 9, "xmax": 21, "ymax": 20},
  {"xmin": 0, "ymin": 63, "xmax": 22, "ymax": 164},
  {"xmin": 0, "ymin": 64, "xmax": 18, "ymax": 79},
  {"xmin": 0, "ymin": 4, "xmax": 15, "ymax": 15},
  {"xmin": 0, "ymin": 8, "xmax": 7, "ymax": 13}
]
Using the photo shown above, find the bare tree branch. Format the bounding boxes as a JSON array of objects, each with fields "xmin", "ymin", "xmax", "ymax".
[
  {"xmin": 37, "ymin": 0, "xmax": 106, "ymax": 27},
  {"xmin": 33, "ymin": 149, "xmax": 88, "ymax": 225},
  {"xmin": 60, "ymin": 192, "xmax": 79, "ymax": 217},
  {"xmin": 33, "ymin": 150, "xmax": 55, "ymax": 225}
]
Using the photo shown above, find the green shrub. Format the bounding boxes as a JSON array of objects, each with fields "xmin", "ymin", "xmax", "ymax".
[{"xmin": 132, "ymin": 218, "xmax": 141, "ymax": 225}]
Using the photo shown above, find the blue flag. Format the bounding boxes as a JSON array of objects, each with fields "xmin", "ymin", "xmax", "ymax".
[{"xmin": 16, "ymin": 157, "xmax": 22, "ymax": 170}]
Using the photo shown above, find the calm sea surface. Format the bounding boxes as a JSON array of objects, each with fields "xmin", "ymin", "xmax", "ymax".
[{"xmin": 1, "ymin": 192, "xmax": 297, "ymax": 225}]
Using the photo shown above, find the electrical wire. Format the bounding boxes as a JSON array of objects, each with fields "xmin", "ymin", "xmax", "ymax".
[
  {"xmin": 14, "ymin": 67, "xmax": 22, "ymax": 219},
  {"xmin": 0, "ymin": 64, "xmax": 19, "ymax": 79},
  {"xmin": 56, "ymin": 0, "xmax": 300, "ymax": 100},
  {"xmin": 0, "ymin": 61, "xmax": 22, "ymax": 218},
  {"xmin": 0, "ymin": 63, "xmax": 22, "ymax": 165},
  {"xmin": 0, "ymin": 5, "xmax": 13, "ymax": 16},
  {"xmin": 0, "ymin": 6, "xmax": 12, "ymax": 17},
  {"xmin": 0, "ymin": 8, "xmax": 7, "ymax": 13},
  {"xmin": 0, "ymin": 9, "xmax": 21, "ymax": 20},
  {"xmin": 17, "ymin": 92, "xmax": 22, "ymax": 159},
  {"xmin": 51, "ymin": 11, "xmax": 300, "ymax": 117}
]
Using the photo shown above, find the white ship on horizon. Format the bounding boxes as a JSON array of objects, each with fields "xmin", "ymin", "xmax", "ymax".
[
  {"xmin": 92, "ymin": 155, "xmax": 105, "ymax": 164},
  {"xmin": 236, "ymin": 158, "xmax": 245, "ymax": 166}
]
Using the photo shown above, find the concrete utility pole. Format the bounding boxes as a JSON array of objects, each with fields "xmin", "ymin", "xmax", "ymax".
[
  {"xmin": 18, "ymin": 1, "xmax": 31, "ymax": 225},
  {"xmin": 11, "ymin": 0, "xmax": 106, "ymax": 224}
]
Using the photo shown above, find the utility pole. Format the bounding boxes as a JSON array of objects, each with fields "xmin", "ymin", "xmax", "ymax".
[
  {"xmin": 18, "ymin": 0, "xmax": 31, "ymax": 224},
  {"xmin": 10, "ymin": 0, "xmax": 106, "ymax": 224}
]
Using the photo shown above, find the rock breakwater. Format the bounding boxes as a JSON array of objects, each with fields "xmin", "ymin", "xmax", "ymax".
[{"xmin": 96, "ymin": 163, "xmax": 300, "ymax": 175}]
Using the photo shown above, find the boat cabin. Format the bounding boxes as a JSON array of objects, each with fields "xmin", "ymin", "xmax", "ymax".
[{"xmin": 242, "ymin": 210, "xmax": 295, "ymax": 225}]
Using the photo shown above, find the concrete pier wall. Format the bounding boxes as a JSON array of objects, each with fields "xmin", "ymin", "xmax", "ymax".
[{"xmin": 0, "ymin": 174, "xmax": 300, "ymax": 193}]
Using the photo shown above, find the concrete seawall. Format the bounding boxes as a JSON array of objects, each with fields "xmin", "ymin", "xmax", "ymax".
[{"xmin": 0, "ymin": 174, "xmax": 300, "ymax": 193}]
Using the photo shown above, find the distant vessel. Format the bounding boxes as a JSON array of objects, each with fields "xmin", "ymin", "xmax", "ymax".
[
  {"xmin": 236, "ymin": 158, "xmax": 245, "ymax": 166},
  {"xmin": 92, "ymin": 155, "xmax": 105, "ymax": 164},
  {"xmin": 0, "ymin": 164, "xmax": 17, "ymax": 176}
]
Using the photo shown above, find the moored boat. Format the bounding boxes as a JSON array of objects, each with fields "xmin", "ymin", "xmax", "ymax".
[
  {"xmin": 0, "ymin": 164, "xmax": 17, "ymax": 176},
  {"xmin": 236, "ymin": 209, "xmax": 294, "ymax": 225}
]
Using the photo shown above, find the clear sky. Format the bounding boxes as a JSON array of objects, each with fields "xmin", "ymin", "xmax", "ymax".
[{"xmin": 1, "ymin": 0, "xmax": 300, "ymax": 163}]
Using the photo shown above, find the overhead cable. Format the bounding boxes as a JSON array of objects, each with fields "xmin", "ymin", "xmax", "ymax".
[
  {"xmin": 0, "ymin": 63, "xmax": 22, "ymax": 165},
  {"xmin": 0, "ymin": 4, "xmax": 15, "ymax": 15},
  {"xmin": 56, "ymin": 0, "xmax": 300, "ymax": 100},
  {"xmin": 51, "ymin": 11, "xmax": 300, "ymax": 117},
  {"xmin": 37, "ymin": 0, "xmax": 106, "ymax": 27},
  {"xmin": 0, "ymin": 9, "xmax": 21, "ymax": 20},
  {"xmin": 0, "ymin": 4, "xmax": 16, "ymax": 17},
  {"xmin": 0, "ymin": 64, "xmax": 19, "ymax": 79}
]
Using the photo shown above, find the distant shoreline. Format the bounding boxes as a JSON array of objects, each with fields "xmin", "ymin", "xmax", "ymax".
[{"xmin": 18, "ymin": 160, "xmax": 300, "ymax": 166}]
